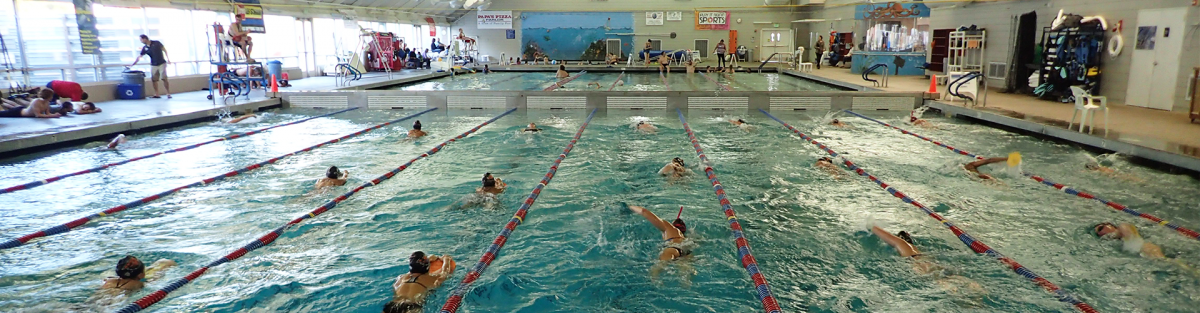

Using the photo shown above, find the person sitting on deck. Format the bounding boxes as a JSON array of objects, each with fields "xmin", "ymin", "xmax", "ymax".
[
  {"xmin": 100, "ymin": 255, "xmax": 176, "ymax": 291},
  {"xmin": 606, "ymin": 53, "xmax": 619, "ymax": 65},
  {"xmin": 315, "ymin": 166, "xmax": 349, "ymax": 188},
  {"xmin": 963, "ymin": 157, "xmax": 1008, "ymax": 181},
  {"xmin": 384, "ymin": 251, "xmax": 455, "ymax": 313},
  {"xmin": 659, "ymin": 157, "xmax": 689, "ymax": 178},
  {"xmin": 430, "ymin": 38, "xmax": 445, "ymax": 53},
  {"xmin": 657, "ymin": 54, "xmax": 672, "ymax": 73},
  {"xmin": 408, "ymin": 121, "xmax": 427, "ymax": 139},
  {"xmin": 867, "ymin": 225, "xmax": 984, "ymax": 294},
  {"xmin": 477, "ymin": 172, "xmax": 506, "ymax": 194}
]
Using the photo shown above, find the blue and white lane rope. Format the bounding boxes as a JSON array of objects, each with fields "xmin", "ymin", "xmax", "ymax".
[
  {"xmin": 0, "ymin": 108, "xmax": 358, "ymax": 195},
  {"xmin": 761, "ymin": 109, "xmax": 1098, "ymax": 313},
  {"xmin": 842, "ymin": 109, "xmax": 1200, "ymax": 241},
  {"xmin": 115, "ymin": 108, "xmax": 514, "ymax": 313},
  {"xmin": 440, "ymin": 109, "xmax": 597, "ymax": 313},
  {"xmin": 0, "ymin": 108, "xmax": 434, "ymax": 251},
  {"xmin": 678, "ymin": 109, "xmax": 783, "ymax": 313}
]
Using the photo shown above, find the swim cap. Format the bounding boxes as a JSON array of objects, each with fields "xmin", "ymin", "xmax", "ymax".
[
  {"xmin": 482, "ymin": 173, "xmax": 495, "ymax": 187},
  {"xmin": 737, "ymin": 119, "xmax": 746, "ymax": 123},
  {"xmin": 672, "ymin": 218, "xmax": 687, "ymax": 235},
  {"xmin": 1093, "ymin": 222, "xmax": 1116, "ymax": 237},
  {"xmin": 409, "ymin": 251, "xmax": 430, "ymax": 273},
  {"xmin": 116, "ymin": 255, "xmax": 145, "ymax": 279},
  {"xmin": 897, "ymin": 231, "xmax": 914, "ymax": 245},
  {"xmin": 326, "ymin": 166, "xmax": 341, "ymax": 179},
  {"xmin": 673, "ymin": 157, "xmax": 684, "ymax": 167},
  {"xmin": 832, "ymin": 119, "xmax": 840, "ymax": 123},
  {"xmin": 413, "ymin": 120, "xmax": 422, "ymax": 131}
]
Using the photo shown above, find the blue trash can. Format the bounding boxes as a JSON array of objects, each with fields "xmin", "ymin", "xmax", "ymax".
[
  {"xmin": 266, "ymin": 60, "xmax": 283, "ymax": 81},
  {"xmin": 116, "ymin": 83, "xmax": 144, "ymax": 100}
]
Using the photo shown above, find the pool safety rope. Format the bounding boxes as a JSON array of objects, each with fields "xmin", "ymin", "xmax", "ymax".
[
  {"xmin": 659, "ymin": 71, "xmax": 672, "ymax": 91},
  {"xmin": 0, "ymin": 108, "xmax": 434, "ymax": 251},
  {"xmin": 440, "ymin": 109, "xmax": 597, "ymax": 313},
  {"xmin": 761, "ymin": 110, "xmax": 1098, "ymax": 313},
  {"xmin": 0, "ymin": 108, "xmax": 358, "ymax": 195},
  {"xmin": 114, "ymin": 108, "xmax": 514, "ymax": 313},
  {"xmin": 700, "ymin": 72, "xmax": 732, "ymax": 91},
  {"xmin": 842, "ymin": 110, "xmax": 1200, "ymax": 241},
  {"xmin": 608, "ymin": 72, "xmax": 626, "ymax": 91},
  {"xmin": 543, "ymin": 70, "xmax": 587, "ymax": 91},
  {"xmin": 677, "ymin": 109, "xmax": 784, "ymax": 313}
]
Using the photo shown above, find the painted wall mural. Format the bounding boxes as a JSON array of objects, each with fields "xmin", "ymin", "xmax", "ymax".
[{"xmin": 520, "ymin": 12, "xmax": 633, "ymax": 61}]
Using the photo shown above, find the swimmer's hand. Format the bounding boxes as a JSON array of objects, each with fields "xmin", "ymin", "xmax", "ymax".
[{"xmin": 627, "ymin": 205, "xmax": 646, "ymax": 214}]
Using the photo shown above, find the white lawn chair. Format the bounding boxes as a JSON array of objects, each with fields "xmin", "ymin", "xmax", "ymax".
[
  {"xmin": 1069, "ymin": 86, "xmax": 1109, "ymax": 136},
  {"xmin": 795, "ymin": 47, "xmax": 813, "ymax": 72}
]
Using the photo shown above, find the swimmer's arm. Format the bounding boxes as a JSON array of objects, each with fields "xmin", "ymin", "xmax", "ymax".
[
  {"xmin": 628, "ymin": 205, "xmax": 673, "ymax": 233},
  {"xmin": 145, "ymin": 259, "xmax": 177, "ymax": 281},
  {"xmin": 871, "ymin": 226, "xmax": 921, "ymax": 257},
  {"xmin": 658, "ymin": 165, "xmax": 673, "ymax": 176},
  {"xmin": 965, "ymin": 157, "xmax": 1007, "ymax": 171},
  {"xmin": 431, "ymin": 256, "xmax": 454, "ymax": 288}
]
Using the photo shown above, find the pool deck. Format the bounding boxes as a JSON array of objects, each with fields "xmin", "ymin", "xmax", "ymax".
[
  {"xmin": 0, "ymin": 70, "xmax": 444, "ymax": 157},
  {"xmin": 797, "ymin": 66, "xmax": 1200, "ymax": 173}
]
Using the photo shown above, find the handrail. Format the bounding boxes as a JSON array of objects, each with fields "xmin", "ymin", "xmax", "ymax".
[
  {"xmin": 862, "ymin": 63, "xmax": 889, "ymax": 87},
  {"xmin": 0, "ymin": 108, "xmax": 358, "ymax": 196},
  {"xmin": 947, "ymin": 72, "xmax": 982, "ymax": 104},
  {"xmin": 757, "ymin": 52, "xmax": 781, "ymax": 71},
  {"xmin": 0, "ymin": 108, "xmax": 434, "ymax": 251},
  {"xmin": 440, "ymin": 109, "xmax": 598, "ymax": 313},
  {"xmin": 842, "ymin": 109, "xmax": 1200, "ymax": 241},
  {"xmin": 761, "ymin": 109, "xmax": 1098, "ymax": 313},
  {"xmin": 115, "ymin": 108, "xmax": 514, "ymax": 313},
  {"xmin": 677, "ymin": 109, "xmax": 784, "ymax": 313}
]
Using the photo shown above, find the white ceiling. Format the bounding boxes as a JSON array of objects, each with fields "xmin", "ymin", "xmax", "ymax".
[{"xmin": 285, "ymin": 0, "xmax": 474, "ymax": 20}]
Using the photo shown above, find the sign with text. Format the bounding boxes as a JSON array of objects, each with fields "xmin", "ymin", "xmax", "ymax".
[
  {"xmin": 695, "ymin": 11, "xmax": 730, "ymax": 30},
  {"xmin": 646, "ymin": 12, "xmax": 663, "ymax": 26},
  {"xmin": 477, "ymin": 10, "xmax": 513, "ymax": 29},
  {"xmin": 666, "ymin": 11, "xmax": 682, "ymax": 21},
  {"xmin": 233, "ymin": 0, "xmax": 265, "ymax": 33},
  {"xmin": 72, "ymin": 0, "xmax": 100, "ymax": 54}
]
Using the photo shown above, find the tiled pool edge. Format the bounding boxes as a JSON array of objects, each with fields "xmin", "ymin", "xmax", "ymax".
[{"xmin": 928, "ymin": 101, "xmax": 1200, "ymax": 174}]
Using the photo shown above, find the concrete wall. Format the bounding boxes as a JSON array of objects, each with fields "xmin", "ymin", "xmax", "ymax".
[
  {"xmin": 810, "ymin": 0, "xmax": 1200, "ymax": 112},
  {"xmin": 78, "ymin": 67, "xmax": 305, "ymax": 103},
  {"xmin": 452, "ymin": 0, "xmax": 800, "ymax": 63}
]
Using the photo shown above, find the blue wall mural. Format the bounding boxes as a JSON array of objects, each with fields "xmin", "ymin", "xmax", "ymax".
[{"xmin": 521, "ymin": 12, "xmax": 633, "ymax": 61}]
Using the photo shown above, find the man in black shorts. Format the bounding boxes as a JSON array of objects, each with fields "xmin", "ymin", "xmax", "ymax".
[{"xmin": 130, "ymin": 34, "xmax": 172, "ymax": 98}]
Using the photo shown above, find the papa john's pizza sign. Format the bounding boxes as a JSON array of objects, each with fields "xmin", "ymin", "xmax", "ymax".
[
  {"xmin": 695, "ymin": 11, "xmax": 730, "ymax": 30},
  {"xmin": 477, "ymin": 11, "xmax": 513, "ymax": 29}
]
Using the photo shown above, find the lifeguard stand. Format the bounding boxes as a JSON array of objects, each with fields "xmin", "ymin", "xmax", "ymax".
[
  {"xmin": 206, "ymin": 22, "xmax": 266, "ymax": 102},
  {"xmin": 357, "ymin": 27, "xmax": 394, "ymax": 79}
]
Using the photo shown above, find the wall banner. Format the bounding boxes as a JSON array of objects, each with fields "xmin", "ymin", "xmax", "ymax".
[
  {"xmin": 666, "ymin": 11, "xmax": 682, "ymax": 21},
  {"xmin": 695, "ymin": 11, "xmax": 730, "ymax": 30},
  {"xmin": 646, "ymin": 12, "xmax": 663, "ymax": 26},
  {"xmin": 233, "ymin": 0, "xmax": 266, "ymax": 33},
  {"xmin": 72, "ymin": 0, "xmax": 100, "ymax": 54},
  {"xmin": 477, "ymin": 11, "xmax": 513, "ymax": 29}
]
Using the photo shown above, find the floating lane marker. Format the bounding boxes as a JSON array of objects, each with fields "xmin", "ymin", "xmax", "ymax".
[
  {"xmin": 0, "ymin": 108, "xmax": 358, "ymax": 195},
  {"xmin": 678, "ymin": 109, "xmax": 783, "ymax": 313},
  {"xmin": 543, "ymin": 70, "xmax": 587, "ymax": 91},
  {"xmin": 114, "ymin": 108, "xmax": 514, "ymax": 313},
  {"xmin": 659, "ymin": 71, "xmax": 672, "ymax": 91},
  {"xmin": 0, "ymin": 108, "xmax": 431, "ymax": 251},
  {"xmin": 842, "ymin": 109, "xmax": 1200, "ymax": 241},
  {"xmin": 700, "ymin": 72, "xmax": 732, "ymax": 91},
  {"xmin": 607, "ymin": 72, "xmax": 626, "ymax": 91},
  {"xmin": 762, "ymin": 109, "xmax": 1098, "ymax": 313},
  {"xmin": 440, "ymin": 109, "xmax": 597, "ymax": 313}
]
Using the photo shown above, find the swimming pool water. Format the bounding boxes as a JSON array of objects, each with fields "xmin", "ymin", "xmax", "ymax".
[
  {"xmin": 382, "ymin": 72, "xmax": 846, "ymax": 92},
  {"xmin": 1, "ymin": 108, "xmax": 1199, "ymax": 312}
]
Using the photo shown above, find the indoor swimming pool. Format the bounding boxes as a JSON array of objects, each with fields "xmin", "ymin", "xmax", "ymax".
[
  {"xmin": 2, "ymin": 108, "xmax": 1199, "ymax": 313},
  {"xmin": 379, "ymin": 72, "xmax": 849, "ymax": 92}
]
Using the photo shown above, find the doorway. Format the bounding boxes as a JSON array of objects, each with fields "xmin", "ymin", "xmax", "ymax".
[
  {"xmin": 1126, "ymin": 8, "xmax": 1187, "ymax": 110},
  {"xmin": 695, "ymin": 39, "xmax": 709, "ymax": 58},
  {"xmin": 758, "ymin": 28, "xmax": 794, "ymax": 62}
]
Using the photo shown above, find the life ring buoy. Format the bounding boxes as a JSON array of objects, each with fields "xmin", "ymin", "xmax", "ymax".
[{"xmin": 1108, "ymin": 31, "xmax": 1123, "ymax": 58}]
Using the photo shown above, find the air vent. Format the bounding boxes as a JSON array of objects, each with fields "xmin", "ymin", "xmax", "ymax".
[
  {"xmin": 607, "ymin": 97, "xmax": 667, "ymax": 110},
  {"xmin": 528, "ymin": 96, "xmax": 587, "ymax": 109},
  {"xmin": 988, "ymin": 62, "xmax": 1007, "ymax": 80},
  {"xmin": 770, "ymin": 97, "xmax": 832, "ymax": 111},
  {"xmin": 289, "ymin": 96, "xmax": 349, "ymax": 108},
  {"xmin": 368, "ymin": 96, "xmax": 426, "ymax": 109},
  {"xmin": 851, "ymin": 97, "xmax": 914, "ymax": 111},
  {"xmin": 448, "ymin": 96, "xmax": 506, "ymax": 109},
  {"xmin": 688, "ymin": 97, "xmax": 748, "ymax": 110}
]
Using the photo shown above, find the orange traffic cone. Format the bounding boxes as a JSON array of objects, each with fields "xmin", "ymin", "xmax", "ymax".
[
  {"xmin": 270, "ymin": 74, "xmax": 279, "ymax": 98},
  {"xmin": 928, "ymin": 74, "xmax": 938, "ymax": 93}
]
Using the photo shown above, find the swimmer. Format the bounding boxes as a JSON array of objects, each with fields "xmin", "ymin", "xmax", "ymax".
[
  {"xmin": 477, "ymin": 172, "xmax": 506, "ymax": 194},
  {"xmin": 384, "ymin": 251, "xmax": 455, "ymax": 313},
  {"xmin": 704, "ymin": 66, "xmax": 714, "ymax": 73},
  {"xmin": 729, "ymin": 118, "xmax": 747, "ymax": 127},
  {"xmin": 555, "ymin": 65, "xmax": 569, "ymax": 79},
  {"xmin": 523, "ymin": 123, "xmax": 542, "ymax": 132},
  {"xmin": 963, "ymin": 157, "xmax": 1008, "ymax": 181},
  {"xmin": 658, "ymin": 157, "xmax": 689, "ymax": 178},
  {"xmin": 869, "ymin": 226, "xmax": 984, "ymax": 294},
  {"xmin": 1093, "ymin": 222, "xmax": 1166, "ymax": 259},
  {"xmin": 227, "ymin": 114, "xmax": 258, "ymax": 123},
  {"xmin": 616, "ymin": 79, "xmax": 625, "ymax": 86},
  {"xmin": 587, "ymin": 82, "xmax": 603, "ymax": 89},
  {"xmin": 635, "ymin": 121, "xmax": 657, "ymax": 133},
  {"xmin": 830, "ymin": 118, "xmax": 849, "ymax": 128},
  {"xmin": 627, "ymin": 205, "xmax": 691, "ymax": 261},
  {"xmin": 815, "ymin": 156, "xmax": 842, "ymax": 177},
  {"xmin": 100, "ymin": 255, "xmax": 176, "ymax": 291},
  {"xmin": 106, "ymin": 134, "xmax": 127, "ymax": 149},
  {"xmin": 1085, "ymin": 159, "xmax": 1145, "ymax": 182},
  {"xmin": 910, "ymin": 115, "xmax": 937, "ymax": 129},
  {"xmin": 408, "ymin": 120, "xmax": 427, "ymax": 139},
  {"xmin": 315, "ymin": 166, "xmax": 349, "ymax": 188}
]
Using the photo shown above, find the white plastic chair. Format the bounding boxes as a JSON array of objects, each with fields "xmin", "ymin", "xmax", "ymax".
[
  {"xmin": 1069, "ymin": 86, "xmax": 1109, "ymax": 136},
  {"xmin": 795, "ymin": 47, "xmax": 813, "ymax": 72},
  {"xmin": 690, "ymin": 50, "xmax": 703, "ymax": 64}
]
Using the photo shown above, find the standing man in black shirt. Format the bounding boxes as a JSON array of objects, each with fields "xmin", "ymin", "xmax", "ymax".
[{"xmin": 130, "ymin": 34, "xmax": 172, "ymax": 98}]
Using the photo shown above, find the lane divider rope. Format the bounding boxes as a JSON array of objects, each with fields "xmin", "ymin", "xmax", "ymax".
[
  {"xmin": 607, "ymin": 72, "xmax": 626, "ymax": 91},
  {"xmin": 762, "ymin": 109, "xmax": 1098, "ymax": 313},
  {"xmin": 0, "ymin": 108, "xmax": 358, "ymax": 195},
  {"xmin": 660, "ymin": 71, "xmax": 672, "ymax": 91},
  {"xmin": 115, "ymin": 108, "xmax": 515, "ymax": 313},
  {"xmin": 700, "ymin": 72, "xmax": 732, "ymax": 91},
  {"xmin": 439, "ymin": 108, "xmax": 597, "ymax": 313},
  {"xmin": 842, "ymin": 110, "xmax": 1200, "ymax": 240},
  {"xmin": 543, "ymin": 70, "xmax": 586, "ymax": 91},
  {"xmin": 678, "ymin": 109, "xmax": 783, "ymax": 313},
  {"xmin": 0, "ymin": 108, "xmax": 433, "ymax": 251}
]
